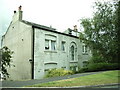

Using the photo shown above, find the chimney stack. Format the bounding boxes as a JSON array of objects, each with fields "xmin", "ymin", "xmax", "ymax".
[
  {"xmin": 74, "ymin": 25, "xmax": 77, "ymax": 31},
  {"xmin": 12, "ymin": 5, "xmax": 23, "ymax": 23}
]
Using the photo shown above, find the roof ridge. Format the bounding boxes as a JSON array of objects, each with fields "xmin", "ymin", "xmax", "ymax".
[
  {"xmin": 22, "ymin": 20, "xmax": 56, "ymax": 31},
  {"xmin": 21, "ymin": 20, "xmax": 78, "ymax": 39}
]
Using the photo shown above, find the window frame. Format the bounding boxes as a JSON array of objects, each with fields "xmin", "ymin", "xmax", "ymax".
[
  {"xmin": 61, "ymin": 41, "xmax": 65, "ymax": 51},
  {"xmin": 71, "ymin": 45, "xmax": 75, "ymax": 60},
  {"xmin": 45, "ymin": 39, "xmax": 56, "ymax": 51},
  {"xmin": 82, "ymin": 45, "xmax": 88, "ymax": 54},
  {"xmin": 45, "ymin": 39, "xmax": 50, "ymax": 50},
  {"xmin": 51, "ymin": 40, "xmax": 56, "ymax": 51}
]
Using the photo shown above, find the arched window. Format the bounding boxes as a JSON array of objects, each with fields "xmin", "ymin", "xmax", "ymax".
[
  {"xmin": 71, "ymin": 45, "xmax": 75, "ymax": 60},
  {"xmin": 70, "ymin": 42, "xmax": 77, "ymax": 61}
]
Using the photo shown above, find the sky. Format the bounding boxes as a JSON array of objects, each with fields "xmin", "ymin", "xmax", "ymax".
[{"xmin": 0, "ymin": 0, "xmax": 109, "ymax": 46}]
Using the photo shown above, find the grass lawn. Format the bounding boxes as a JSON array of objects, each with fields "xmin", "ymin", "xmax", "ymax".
[{"xmin": 27, "ymin": 70, "xmax": 120, "ymax": 87}]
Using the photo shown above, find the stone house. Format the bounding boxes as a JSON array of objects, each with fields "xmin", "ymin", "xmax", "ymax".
[{"xmin": 1, "ymin": 6, "xmax": 91, "ymax": 80}]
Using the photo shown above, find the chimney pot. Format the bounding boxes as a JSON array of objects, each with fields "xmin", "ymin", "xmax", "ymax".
[
  {"xmin": 14, "ymin": 10, "xmax": 16, "ymax": 13},
  {"xmin": 74, "ymin": 25, "xmax": 77, "ymax": 31},
  {"xmin": 18, "ymin": 5, "xmax": 22, "ymax": 11}
]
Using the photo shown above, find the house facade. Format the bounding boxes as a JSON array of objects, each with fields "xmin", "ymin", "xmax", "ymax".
[{"xmin": 1, "ymin": 6, "xmax": 91, "ymax": 80}]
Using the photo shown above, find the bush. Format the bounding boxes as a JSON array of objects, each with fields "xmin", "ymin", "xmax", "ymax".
[
  {"xmin": 45, "ymin": 68, "xmax": 74, "ymax": 78},
  {"xmin": 79, "ymin": 63, "xmax": 119, "ymax": 73},
  {"xmin": 83, "ymin": 61, "xmax": 89, "ymax": 67}
]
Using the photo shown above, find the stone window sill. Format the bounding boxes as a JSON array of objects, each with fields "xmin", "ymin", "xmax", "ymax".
[
  {"xmin": 70, "ymin": 61, "xmax": 78, "ymax": 63},
  {"xmin": 61, "ymin": 51, "xmax": 66, "ymax": 53},
  {"xmin": 44, "ymin": 50, "xmax": 57, "ymax": 53},
  {"xmin": 82, "ymin": 53, "xmax": 88, "ymax": 55}
]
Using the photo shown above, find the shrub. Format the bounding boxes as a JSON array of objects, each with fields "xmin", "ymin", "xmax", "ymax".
[
  {"xmin": 79, "ymin": 63, "xmax": 119, "ymax": 73},
  {"xmin": 83, "ymin": 61, "xmax": 89, "ymax": 67},
  {"xmin": 45, "ymin": 68, "xmax": 74, "ymax": 78},
  {"xmin": 1, "ymin": 46, "xmax": 14, "ymax": 79}
]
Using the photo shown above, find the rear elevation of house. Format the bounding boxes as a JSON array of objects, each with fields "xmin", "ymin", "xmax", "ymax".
[{"xmin": 1, "ymin": 6, "xmax": 91, "ymax": 80}]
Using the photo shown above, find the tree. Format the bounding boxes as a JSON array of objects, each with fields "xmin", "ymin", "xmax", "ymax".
[
  {"xmin": 114, "ymin": 1, "xmax": 120, "ymax": 62},
  {"xmin": 0, "ymin": 46, "xmax": 13, "ymax": 79},
  {"xmin": 80, "ymin": 1, "xmax": 119, "ymax": 63}
]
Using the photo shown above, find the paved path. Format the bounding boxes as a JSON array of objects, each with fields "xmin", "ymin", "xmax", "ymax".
[
  {"xmin": 1, "ymin": 71, "xmax": 101, "ymax": 87},
  {"xmin": 0, "ymin": 71, "xmax": 118, "ymax": 88}
]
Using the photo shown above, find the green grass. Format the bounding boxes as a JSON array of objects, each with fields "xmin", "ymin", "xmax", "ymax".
[{"xmin": 26, "ymin": 70, "xmax": 120, "ymax": 87}]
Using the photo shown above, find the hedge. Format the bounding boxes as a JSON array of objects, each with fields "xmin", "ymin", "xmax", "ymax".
[
  {"xmin": 79, "ymin": 63, "xmax": 119, "ymax": 73},
  {"xmin": 45, "ymin": 68, "xmax": 74, "ymax": 78}
]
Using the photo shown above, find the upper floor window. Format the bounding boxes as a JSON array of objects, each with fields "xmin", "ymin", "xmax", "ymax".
[
  {"xmin": 61, "ymin": 41, "xmax": 65, "ymax": 51},
  {"xmin": 45, "ymin": 34, "xmax": 57, "ymax": 51},
  {"xmin": 82, "ymin": 45, "xmax": 87, "ymax": 53},
  {"xmin": 45, "ymin": 39, "xmax": 49, "ymax": 50},
  {"xmin": 45, "ymin": 40, "xmax": 56, "ymax": 51},
  {"xmin": 51, "ymin": 40, "xmax": 56, "ymax": 50}
]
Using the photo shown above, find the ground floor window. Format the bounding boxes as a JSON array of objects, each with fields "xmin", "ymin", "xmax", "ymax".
[
  {"xmin": 70, "ymin": 66, "xmax": 77, "ymax": 72},
  {"xmin": 71, "ymin": 45, "xmax": 75, "ymax": 60}
]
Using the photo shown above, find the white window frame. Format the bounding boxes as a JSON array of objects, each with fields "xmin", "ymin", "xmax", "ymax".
[
  {"xmin": 82, "ymin": 45, "xmax": 87, "ymax": 54},
  {"xmin": 45, "ymin": 39, "xmax": 50, "ymax": 50},
  {"xmin": 51, "ymin": 40, "xmax": 56, "ymax": 51},
  {"xmin": 45, "ymin": 39, "xmax": 56, "ymax": 51}
]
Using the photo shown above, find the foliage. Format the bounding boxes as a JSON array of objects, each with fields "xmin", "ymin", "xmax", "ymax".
[
  {"xmin": 80, "ymin": 1, "xmax": 119, "ymax": 63},
  {"xmin": 79, "ymin": 63, "xmax": 119, "ymax": 73},
  {"xmin": 114, "ymin": 1, "xmax": 120, "ymax": 59},
  {"xmin": 45, "ymin": 68, "xmax": 74, "ymax": 78},
  {"xmin": 1, "ymin": 46, "xmax": 13, "ymax": 79},
  {"xmin": 26, "ymin": 70, "xmax": 119, "ymax": 87},
  {"xmin": 82, "ymin": 61, "xmax": 89, "ymax": 67}
]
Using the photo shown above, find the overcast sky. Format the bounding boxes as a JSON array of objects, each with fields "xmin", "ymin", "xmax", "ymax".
[{"xmin": 0, "ymin": 0, "xmax": 111, "ymax": 45}]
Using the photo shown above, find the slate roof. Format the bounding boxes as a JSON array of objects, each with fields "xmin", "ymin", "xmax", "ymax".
[
  {"xmin": 22, "ymin": 20, "xmax": 56, "ymax": 31},
  {"xmin": 22, "ymin": 20, "xmax": 79, "ymax": 38}
]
